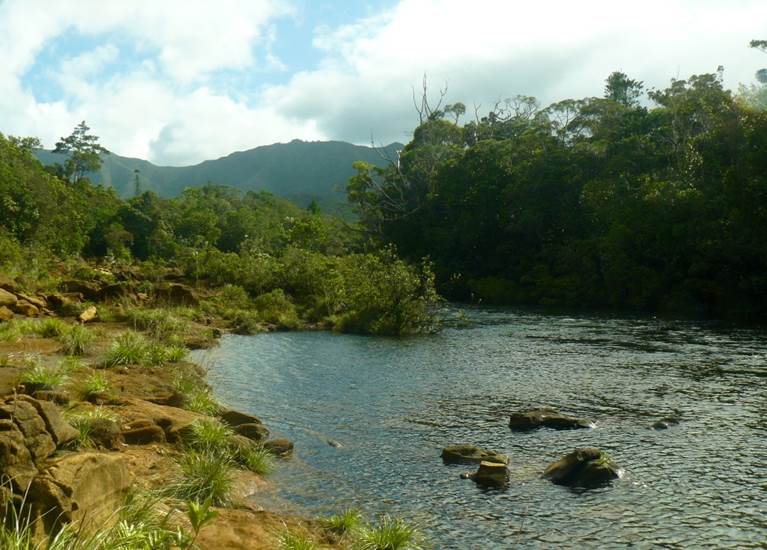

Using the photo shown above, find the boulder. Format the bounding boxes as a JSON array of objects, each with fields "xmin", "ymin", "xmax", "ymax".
[
  {"xmin": 32, "ymin": 390, "xmax": 71, "ymax": 406},
  {"xmin": 0, "ymin": 274, "xmax": 20, "ymax": 293},
  {"xmin": 16, "ymin": 293, "xmax": 46, "ymax": 309},
  {"xmin": 98, "ymin": 282, "xmax": 134, "ymax": 301},
  {"xmin": 46, "ymin": 293, "xmax": 78, "ymax": 313},
  {"xmin": 16, "ymin": 396, "xmax": 77, "ymax": 447},
  {"xmin": 87, "ymin": 418, "xmax": 123, "ymax": 450},
  {"xmin": 0, "ymin": 305, "xmax": 12, "ymax": 322},
  {"xmin": 12, "ymin": 300, "xmax": 40, "ymax": 317},
  {"xmin": 470, "ymin": 461, "xmax": 509, "ymax": 487},
  {"xmin": 0, "ymin": 288, "xmax": 18, "ymax": 308},
  {"xmin": 441, "ymin": 444, "xmax": 508, "ymax": 465},
  {"xmin": 120, "ymin": 397, "xmax": 203, "ymax": 443},
  {"xmin": 155, "ymin": 283, "xmax": 198, "ymax": 306},
  {"xmin": 0, "ymin": 399, "xmax": 55, "ymax": 462},
  {"xmin": 0, "ymin": 419, "xmax": 38, "ymax": 490},
  {"xmin": 543, "ymin": 448, "xmax": 620, "ymax": 488},
  {"xmin": 263, "ymin": 438, "xmax": 294, "ymax": 458},
  {"xmin": 234, "ymin": 422, "xmax": 270, "ymax": 442},
  {"xmin": 122, "ymin": 419, "xmax": 166, "ymax": 444},
  {"xmin": 509, "ymin": 408, "xmax": 592, "ymax": 431},
  {"xmin": 60, "ymin": 280, "xmax": 102, "ymax": 301},
  {"xmin": 78, "ymin": 306, "xmax": 98, "ymax": 323},
  {"xmin": 29, "ymin": 452, "xmax": 132, "ymax": 534},
  {"xmin": 220, "ymin": 409, "xmax": 265, "ymax": 428}
]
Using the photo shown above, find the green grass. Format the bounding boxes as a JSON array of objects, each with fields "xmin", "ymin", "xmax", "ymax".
[
  {"xmin": 321, "ymin": 508, "xmax": 363, "ymax": 537},
  {"xmin": 185, "ymin": 418, "xmax": 234, "ymax": 453},
  {"xmin": 354, "ymin": 516, "xmax": 425, "ymax": 550},
  {"xmin": 168, "ymin": 450, "xmax": 234, "ymax": 505},
  {"xmin": 237, "ymin": 444, "xmax": 274, "ymax": 476},
  {"xmin": 104, "ymin": 331, "xmax": 149, "ymax": 367},
  {"xmin": 0, "ymin": 319, "xmax": 35, "ymax": 342},
  {"xmin": 66, "ymin": 407, "xmax": 119, "ymax": 448},
  {"xmin": 81, "ymin": 371, "xmax": 111, "ymax": 398},
  {"xmin": 279, "ymin": 531, "xmax": 318, "ymax": 550},
  {"xmin": 58, "ymin": 324, "xmax": 94, "ymax": 355},
  {"xmin": 19, "ymin": 362, "xmax": 67, "ymax": 392},
  {"xmin": 174, "ymin": 374, "xmax": 220, "ymax": 415},
  {"xmin": 124, "ymin": 308, "xmax": 187, "ymax": 340},
  {"xmin": 32, "ymin": 318, "xmax": 68, "ymax": 338},
  {"xmin": 60, "ymin": 355, "xmax": 84, "ymax": 373}
]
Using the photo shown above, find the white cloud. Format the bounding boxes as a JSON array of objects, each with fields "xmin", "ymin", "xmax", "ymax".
[
  {"xmin": 0, "ymin": 0, "xmax": 766, "ymax": 166},
  {"xmin": 267, "ymin": 0, "xmax": 767, "ymax": 145}
]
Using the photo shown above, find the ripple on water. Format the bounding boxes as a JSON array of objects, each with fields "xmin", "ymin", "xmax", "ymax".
[{"xmin": 193, "ymin": 309, "xmax": 767, "ymax": 549}]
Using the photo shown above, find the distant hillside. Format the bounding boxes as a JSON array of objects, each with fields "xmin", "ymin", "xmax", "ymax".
[{"xmin": 34, "ymin": 139, "xmax": 403, "ymax": 215}]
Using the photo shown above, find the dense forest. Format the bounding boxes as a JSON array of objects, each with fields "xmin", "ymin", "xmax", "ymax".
[
  {"xmin": 0, "ymin": 131, "xmax": 437, "ymax": 336},
  {"xmin": 349, "ymin": 69, "xmax": 767, "ymax": 320}
]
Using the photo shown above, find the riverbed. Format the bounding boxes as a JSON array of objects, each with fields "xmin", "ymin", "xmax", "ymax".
[{"xmin": 195, "ymin": 308, "xmax": 766, "ymax": 548}]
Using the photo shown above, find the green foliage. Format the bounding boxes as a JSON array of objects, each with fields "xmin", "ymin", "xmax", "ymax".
[
  {"xmin": 185, "ymin": 418, "xmax": 234, "ymax": 453},
  {"xmin": 321, "ymin": 508, "xmax": 363, "ymax": 536},
  {"xmin": 123, "ymin": 308, "xmax": 186, "ymax": 340},
  {"xmin": 279, "ymin": 531, "xmax": 319, "ymax": 550},
  {"xmin": 354, "ymin": 516, "xmax": 426, "ymax": 550},
  {"xmin": 173, "ymin": 374, "xmax": 220, "ymax": 415},
  {"xmin": 237, "ymin": 444, "xmax": 274, "ymax": 476},
  {"xmin": 19, "ymin": 362, "xmax": 67, "ymax": 392},
  {"xmin": 66, "ymin": 407, "xmax": 119, "ymax": 448},
  {"xmin": 104, "ymin": 331, "xmax": 149, "ymax": 367},
  {"xmin": 58, "ymin": 324, "xmax": 94, "ymax": 355},
  {"xmin": 52, "ymin": 121, "xmax": 109, "ymax": 184},
  {"xmin": 32, "ymin": 318, "xmax": 68, "ymax": 338},
  {"xmin": 169, "ymin": 450, "xmax": 234, "ymax": 505},
  {"xmin": 81, "ymin": 371, "xmax": 111, "ymax": 398}
]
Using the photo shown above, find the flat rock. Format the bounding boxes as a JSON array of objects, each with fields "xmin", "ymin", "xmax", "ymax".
[
  {"xmin": 220, "ymin": 409, "xmax": 265, "ymax": 428},
  {"xmin": 234, "ymin": 422, "xmax": 270, "ymax": 442},
  {"xmin": 12, "ymin": 300, "xmax": 40, "ymax": 317},
  {"xmin": 509, "ymin": 408, "xmax": 592, "ymax": 431},
  {"xmin": 543, "ymin": 447, "xmax": 620, "ymax": 488},
  {"xmin": 122, "ymin": 420, "xmax": 166, "ymax": 444},
  {"xmin": 441, "ymin": 444, "xmax": 508, "ymax": 465}
]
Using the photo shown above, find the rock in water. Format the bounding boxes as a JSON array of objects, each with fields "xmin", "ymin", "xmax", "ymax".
[
  {"xmin": 441, "ymin": 444, "xmax": 508, "ymax": 465},
  {"xmin": 652, "ymin": 417, "xmax": 680, "ymax": 430},
  {"xmin": 471, "ymin": 461, "xmax": 510, "ymax": 487},
  {"xmin": 509, "ymin": 408, "xmax": 592, "ymax": 431},
  {"xmin": 263, "ymin": 438, "xmax": 294, "ymax": 457},
  {"xmin": 543, "ymin": 448, "xmax": 620, "ymax": 488}
]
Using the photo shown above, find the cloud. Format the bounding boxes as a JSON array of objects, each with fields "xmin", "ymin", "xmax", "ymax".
[
  {"xmin": 1, "ymin": 0, "xmax": 766, "ymax": 165},
  {"xmin": 267, "ymin": 0, "xmax": 767, "ymax": 146}
]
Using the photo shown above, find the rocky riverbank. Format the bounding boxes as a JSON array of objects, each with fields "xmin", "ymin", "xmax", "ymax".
[{"xmin": 0, "ymin": 266, "xmax": 345, "ymax": 548}]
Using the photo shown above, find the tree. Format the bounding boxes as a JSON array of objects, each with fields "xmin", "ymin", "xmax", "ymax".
[
  {"xmin": 604, "ymin": 71, "xmax": 644, "ymax": 107},
  {"xmin": 53, "ymin": 121, "xmax": 109, "ymax": 183}
]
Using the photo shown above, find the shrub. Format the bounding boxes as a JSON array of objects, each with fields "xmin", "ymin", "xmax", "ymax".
[
  {"xmin": 58, "ymin": 324, "xmax": 94, "ymax": 355},
  {"xmin": 253, "ymin": 289, "xmax": 300, "ymax": 329},
  {"xmin": 169, "ymin": 450, "xmax": 234, "ymax": 505}
]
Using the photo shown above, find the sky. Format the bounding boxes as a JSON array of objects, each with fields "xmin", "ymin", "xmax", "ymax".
[{"xmin": 1, "ymin": 0, "xmax": 765, "ymax": 166}]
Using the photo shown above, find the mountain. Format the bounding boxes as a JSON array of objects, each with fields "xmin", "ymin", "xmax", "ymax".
[{"xmin": 34, "ymin": 139, "xmax": 403, "ymax": 216}]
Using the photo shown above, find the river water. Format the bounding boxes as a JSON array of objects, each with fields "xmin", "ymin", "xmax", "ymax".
[{"xmin": 195, "ymin": 308, "xmax": 767, "ymax": 548}]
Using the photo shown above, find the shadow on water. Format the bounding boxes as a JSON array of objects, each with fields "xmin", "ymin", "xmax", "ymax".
[{"xmin": 194, "ymin": 306, "xmax": 767, "ymax": 549}]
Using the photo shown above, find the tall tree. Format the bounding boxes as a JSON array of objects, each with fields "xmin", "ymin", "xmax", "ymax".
[
  {"xmin": 53, "ymin": 121, "xmax": 109, "ymax": 183},
  {"xmin": 604, "ymin": 71, "xmax": 644, "ymax": 107}
]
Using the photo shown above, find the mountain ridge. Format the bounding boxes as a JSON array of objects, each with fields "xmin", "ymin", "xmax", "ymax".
[{"xmin": 34, "ymin": 139, "xmax": 403, "ymax": 215}]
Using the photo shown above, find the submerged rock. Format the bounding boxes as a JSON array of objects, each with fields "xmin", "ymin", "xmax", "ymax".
[
  {"xmin": 652, "ymin": 417, "xmax": 680, "ymax": 430},
  {"xmin": 470, "ymin": 460, "xmax": 509, "ymax": 487},
  {"xmin": 441, "ymin": 444, "xmax": 508, "ymax": 465},
  {"xmin": 509, "ymin": 408, "xmax": 592, "ymax": 431},
  {"xmin": 263, "ymin": 438, "xmax": 294, "ymax": 457},
  {"xmin": 543, "ymin": 447, "xmax": 620, "ymax": 488}
]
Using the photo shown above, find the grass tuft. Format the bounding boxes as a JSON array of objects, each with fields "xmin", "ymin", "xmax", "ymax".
[
  {"xmin": 354, "ymin": 515, "xmax": 426, "ymax": 550},
  {"xmin": 174, "ymin": 374, "xmax": 220, "ymax": 415},
  {"xmin": 279, "ymin": 531, "xmax": 318, "ymax": 550},
  {"xmin": 321, "ymin": 508, "xmax": 363, "ymax": 537},
  {"xmin": 33, "ymin": 318, "xmax": 68, "ymax": 338},
  {"xmin": 104, "ymin": 331, "xmax": 149, "ymax": 367},
  {"xmin": 81, "ymin": 371, "xmax": 111, "ymax": 398},
  {"xmin": 58, "ymin": 324, "xmax": 94, "ymax": 355},
  {"xmin": 66, "ymin": 407, "xmax": 119, "ymax": 448},
  {"xmin": 19, "ymin": 362, "xmax": 67, "ymax": 392},
  {"xmin": 168, "ymin": 450, "xmax": 234, "ymax": 505}
]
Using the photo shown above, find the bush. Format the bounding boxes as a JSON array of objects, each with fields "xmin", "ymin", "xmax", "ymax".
[{"xmin": 253, "ymin": 289, "xmax": 300, "ymax": 329}]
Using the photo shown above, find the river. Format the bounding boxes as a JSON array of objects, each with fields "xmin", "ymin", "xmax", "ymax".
[{"xmin": 194, "ymin": 308, "xmax": 766, "ymax": 548}]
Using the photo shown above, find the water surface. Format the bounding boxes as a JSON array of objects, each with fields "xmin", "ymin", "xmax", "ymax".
[{"xmin": 196, "ymin": 308, "xmax": 767, "ymax": 548}]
